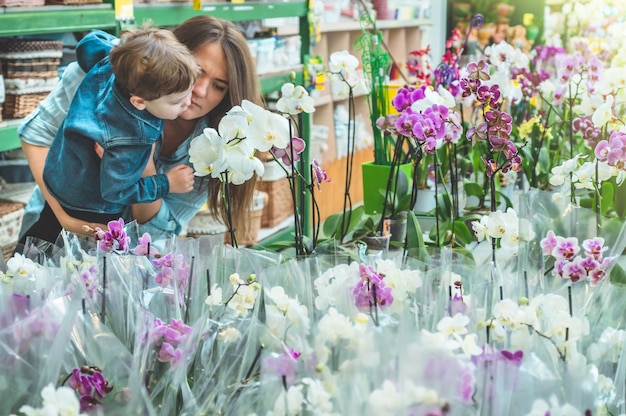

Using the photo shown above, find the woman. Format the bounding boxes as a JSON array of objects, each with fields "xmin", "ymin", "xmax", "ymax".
[{"xmin": 18, "ymin": 15, "xmax": 262, "ymax": 244}]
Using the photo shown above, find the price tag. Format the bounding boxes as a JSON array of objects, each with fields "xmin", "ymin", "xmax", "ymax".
[{"xmin": 114, "ymin": 0, "xmax": 134, "ymax": 21}]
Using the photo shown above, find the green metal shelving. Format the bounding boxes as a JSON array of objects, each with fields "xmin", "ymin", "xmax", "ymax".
[
  {"xmin": 0, "ymin": 5, "xmax": 117, "ymax": 37},
  {"xmin": 133, "ymin": 1, "xmax": 308, "ymax": 26}
]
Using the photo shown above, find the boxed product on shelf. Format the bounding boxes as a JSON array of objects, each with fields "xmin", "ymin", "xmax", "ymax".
[
  {"xmin": 284, "ymin": 35, "xmax": 302, "ymax": 67},
  {"xmin": 0, "ymin": 38, "xmax": 63, "ymax": 119},
  {"xmin": 254, "ymin": 37, "xmax": 276, "ymax": 74}
]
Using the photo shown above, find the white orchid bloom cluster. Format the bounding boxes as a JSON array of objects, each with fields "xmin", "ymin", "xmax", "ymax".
[
  {"xmin": 19, "ymin": 383, "xmax": 86, "ymax": 416},
  {"xmin": 471, "ymin": 207, "xmax": 536, "ymax": 257},
  {"xmin": 189, "ymin": 100, "xmax": 291, "ymax": 184},
  {"xmin": 313, "ymin": 306, "xmax": 378, "ymax": 373},
  {"xmin": 422, "ymin": 313, "xmax": 483, "ymax": 357},
  {"xmin": 587, "ymin": 326, "xmax": 626, "ymax": 364},
  {"xmin": 276, "ymin": 82, "xmax": 315, "ymax": 115},
  {"xmin": 482, "ymin": 40, "xmax": 529, "ymax": 104},
  {"xmin": 549, "ymin": 154, "xmax": 624, "ymax": 202},
  {"xmin": 487, "ymin": 293, "xmax": 590, "ymax": 353},
  {"xmin": 205, "ymin": 272, "xmax": 261, "ymax": 317},
  {"xmin": 327, "ymin": 50, "xmax": 369, "ymax": 100},
  {"xmin": 0, "ymin": 253, "xmax": 45, "ymax": 294},
  {"xmin": 271, "ymin": 376, "xmax": 336, "ymax": 416},
  {"xmin": 1, "ymin": 252, "xmax": 39, "ymax": 282},
  {"xmin": 264, "ymin": 286, "xmax": 311, "ymax": 342},
  {"xmin": 374, "ymin": 259, "xmax": 423, "ymax": 313},
  {"xmin": 367, "ymin": 379, "xmax": 448, "ymax": 416}
]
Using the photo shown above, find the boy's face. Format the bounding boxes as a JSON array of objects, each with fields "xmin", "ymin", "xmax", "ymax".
[{"xmin": 143, "ymin": 87, "xmax": 193, "ymax": 120}]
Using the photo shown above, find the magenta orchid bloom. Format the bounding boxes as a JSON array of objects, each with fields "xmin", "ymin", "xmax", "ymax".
[
  {"xmin": 94, "ymin": 218, "xmax": 130, "ymax": 253},
  {"xmin": 312, "ymin": 159, "xmax": 330, "ymax": 190},
  {"xmin": 542, "ymin": 230, "xmax": 616, "ymax": 285},
  {"xmin": 272, "ymin": 137, "xmax": 306, "ymax": 166},
  {"xmin": 353, "ymin": 264, "xmax": 394, "ymax": 311},
  {"xmin": 133, "ymin": 232, "xmax": 160, "ymax": 256}
]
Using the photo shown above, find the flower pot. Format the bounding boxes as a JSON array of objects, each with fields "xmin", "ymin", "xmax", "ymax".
[
  {"xmin": 363, "ymin": 234, "xmax": 390, "ymax": 258},
  {"xmin": 387, "ymin": 217, "xmax": 407, "ymax": 250},
  {"xmin": 413, "ymin": 187, "xmax": 436, "ymax": 214},
  {"xmin": 361, "ymin": 161, "xmax": 413, "ymax": 215}
]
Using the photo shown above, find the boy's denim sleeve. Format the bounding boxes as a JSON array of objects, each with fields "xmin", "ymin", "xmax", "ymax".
[{"xmin": 76, "ymin": 30, "xmax": 117, "ymax": 73}]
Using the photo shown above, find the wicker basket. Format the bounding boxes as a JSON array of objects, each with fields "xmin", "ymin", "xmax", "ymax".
[
  {"xmin": 0, "ymin": 39, "xmax": 63, "ymax": 82},
  {"xmin": 0, "ymin": 39, "xmax": 63, "ymax": 55},
  {"xmin": 224, "ymin": 191, "xmax": 267, "ymax": 247},
  {"xmin": 0, "ymin": 0, "xmax": 44, "ymax": 6},
  {"xmin": 0, "ymin": 202, "xmax": 25, "ymax": 261},
  {"xmin": 256, "ymin": 176, "xmax": 294, "ymax": 228},
  {"xmin": 2, "ymin": 58, "xmax": 61, "ymax": 79},
  {"xmin": 3, "ymin": 92, "xmax": 48, "ymax": 119}
]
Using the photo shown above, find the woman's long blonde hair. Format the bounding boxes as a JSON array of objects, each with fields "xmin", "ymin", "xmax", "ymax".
[{"xmin": 174, "ymin": 15, "xmax": 263, "ymax": 235}]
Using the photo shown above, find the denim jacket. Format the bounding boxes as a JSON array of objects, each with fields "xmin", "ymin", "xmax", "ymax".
[{"xmin": 43, "ymin": 30, "xmax": 170, "ymax": 215}]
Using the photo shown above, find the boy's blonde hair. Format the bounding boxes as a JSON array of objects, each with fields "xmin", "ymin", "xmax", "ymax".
[{"xmin": 110, "ymin": 23, "xmax": 200, "ymax": 101}]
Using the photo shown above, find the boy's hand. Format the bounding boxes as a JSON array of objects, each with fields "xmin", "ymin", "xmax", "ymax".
[{"xmin": 166, "ymin": 165, "xmax": 195, "ymax": 193}]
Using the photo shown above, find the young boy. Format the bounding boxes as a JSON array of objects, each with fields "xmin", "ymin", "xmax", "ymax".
[{"xmin": 23, "ymin": 25, "xmax": 200, "ymax": 244}]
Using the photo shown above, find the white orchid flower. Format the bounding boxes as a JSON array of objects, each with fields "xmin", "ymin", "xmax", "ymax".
[
  {"xmin": 592, "ymin": 94, "xmax": 614, "ymax": 128},
  {"xmin": 219, "ymin": 106, "xmax": 249, "ymax": 141},
  {"xmin": 222, "ymin": 139, "xmax": 264, "ymax": 185},
  {"xmin": 6, "ymin": 253, "xmax": 39, "ymax": 278},
  {"xmin": 436, "ymin": 313, "xmax": 470, "ymax": 336},
  {"xmin": 188, "ymin": 128, "xmax": 228, "ymax": 178},
  {"xmin": 328, "ymin": 50, "xmax": 360, "ymax": 74},
  {"xmin": 276, "ymin": 82, "xmax": 315, "ymax": 115},
  {"xmin": 242, "ymin": 100, "xmax": 291, "ymax": 151},
  {"xmin": 19, "ymin": 383, "xmax": 85, "ymax": 416}
]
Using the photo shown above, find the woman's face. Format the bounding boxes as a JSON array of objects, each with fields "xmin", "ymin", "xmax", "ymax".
[{"xmin": 179, "ymin": 41, "xmax": 229, "ymax": 121}]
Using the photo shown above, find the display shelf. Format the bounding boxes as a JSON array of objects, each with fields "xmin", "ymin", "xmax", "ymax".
[
  {"xmin": 277, "ymin": 17, "xmax": 431, "ymax": 36},
  {"xmin": 305, "ymin": 16, "xmax": 432, "ymax": 221},
  {"xmin": 259, "ymin": 65, "xmax": 304, "ymax": 95},
  {"xmin": 0, "ymin": 5, "xmax": 116, "ymax": 37},
  {"xmin": 133, "ymin": 0, "xmax": 308, "ymax": 26}
]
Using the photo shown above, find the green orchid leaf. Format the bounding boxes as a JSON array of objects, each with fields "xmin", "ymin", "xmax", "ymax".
[
  {"xmin": 322, "ymin": 205, "xmax": 366, "ymax": 239},
  {"xmin": 600, "ymin": 181, "xmax": 614, "ymax": 216},
  {"xmin": 538, "ymin": 146, "xmax": 551, "ymax": 173},
  {"xmin": 609, "ymin": 263, "xmax": 626, "ymax": 286},
  {"xmin": 322, "ymin": 212, "xmax": 342, "ymax": 239},
  {"xmin": 451, "ymin": 220, "xmax": 473, "ymax": 245},
  {"xmin": 436, "ymin": 191, "xmax": 453, "ymax": 221},
  {"xmin": 405, "ymin": 211, "xmax": 429, "ymax": 261},
  {"xmin": 613, "ymin": 180, "xmax": 626, "ymax": 219},
  {"xmin": 464, "ymin": 181, "xmax": 484, "ymax": 199}
]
